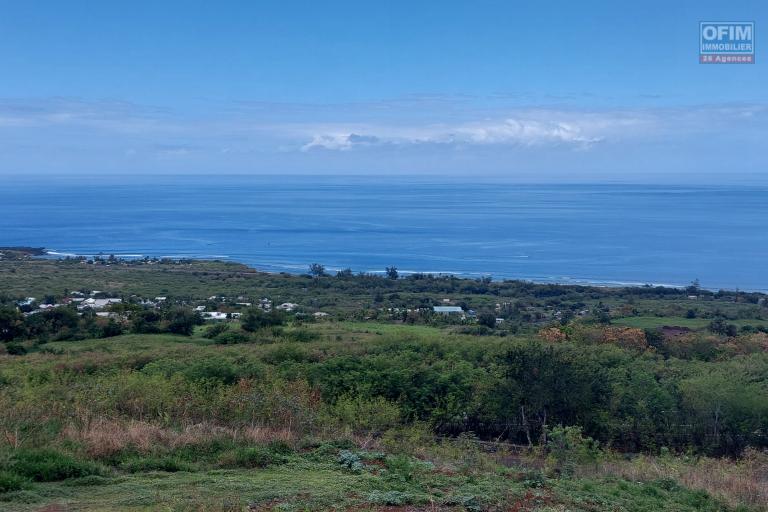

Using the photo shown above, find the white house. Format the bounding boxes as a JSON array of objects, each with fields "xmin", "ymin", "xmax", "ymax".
[
  {"xmin": 78, "ymin": 298, "xmax": 122, "ymax": 311},
  {"xmin": 202, "ymin": 312, "xmax": 228, "ymax": 321},
  {"xmin": 433, "ymin": 306, "xmax": 463, "ymax": 314}
]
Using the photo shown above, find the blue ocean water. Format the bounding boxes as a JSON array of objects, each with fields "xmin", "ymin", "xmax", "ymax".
[{"xmin": 1, "ymin": 175, "xmax": 767, "ymax": 291}]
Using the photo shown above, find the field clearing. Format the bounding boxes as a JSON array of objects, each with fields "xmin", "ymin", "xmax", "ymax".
[
  {"xmin": 613, "ymin": 316, "xmax": 711, "ymax": 329},
  {"xmin": 614, "ymin": 316, "xmax": 768, "ymax": 330}
]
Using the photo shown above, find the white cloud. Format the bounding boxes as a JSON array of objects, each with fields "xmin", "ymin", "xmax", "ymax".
[{"xmin": 298, "ymin": 110, "xmax": 653, "ymax": 151}]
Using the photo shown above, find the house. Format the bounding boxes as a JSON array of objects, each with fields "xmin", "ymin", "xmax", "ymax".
[
  {"xmin": 78, "ymin": 298, "xmax": 122, "ymax": 311},
  {"xmin": 202, "ymin": 312, "xmax": 228, "ymax": 321},
  {"xmin": 433, "ymin": 306, "xmax": 463, "ymax": 314},
  {"xmin": 277, "ymin": 302, "xmax": 299, "ymax": 311},
  {"xmin": 313, "ymin": 312, "xmax": 329, "ymax": 318}
]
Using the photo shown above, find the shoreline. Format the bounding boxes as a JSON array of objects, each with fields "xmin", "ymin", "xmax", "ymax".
[{"xmin": 35, "ymin": 248, "xmax": 768, "ymax": 294}]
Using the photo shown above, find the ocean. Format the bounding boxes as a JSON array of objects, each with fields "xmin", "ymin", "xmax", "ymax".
[{"xmin": 2, "ymin": 175, "xmax": 767, "ymax": 291}]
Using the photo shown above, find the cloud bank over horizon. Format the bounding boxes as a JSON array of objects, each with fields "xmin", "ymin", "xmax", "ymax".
[{"xmin": 0, "ymin": 95, "xmax": 766, "ymax": 182}]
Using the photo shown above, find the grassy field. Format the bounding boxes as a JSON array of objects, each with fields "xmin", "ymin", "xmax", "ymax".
[
  {"xmin": 3, "ymin": 456, "xmax": 745, "ymax": 512},
  {"xmin": 613, "ymin": 316, "xmax": 712, "ymax": 329},
  {"xmin": 614, "ymin": 316, "xmax": 768, "ymax": 330},
  {"xmin": 1, "ymin": 330, "xmax": 766, "ymax": 511}
]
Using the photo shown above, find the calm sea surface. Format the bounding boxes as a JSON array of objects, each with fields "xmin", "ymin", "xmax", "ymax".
[{"xmin": 2, "ymin": 176, "xmax": 767, "ymax": 291}]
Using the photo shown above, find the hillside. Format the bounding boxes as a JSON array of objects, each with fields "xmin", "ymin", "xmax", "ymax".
[{"xmin": 0, "ymin": 260, "xmax": 766, "ymax": 510}]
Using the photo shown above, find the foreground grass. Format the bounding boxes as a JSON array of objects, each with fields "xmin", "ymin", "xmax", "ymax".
[{"xmin": 1, "ymin": 453, "xmax": 742, "ymax": 512}]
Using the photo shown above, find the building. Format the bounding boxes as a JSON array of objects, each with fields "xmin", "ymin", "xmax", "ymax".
[
  {"xmin": 202, "ymin": 312, "xmax": 228, "ymax": 321},
  {"xmin": 433, "ymin": 306, "xmax": 463, "ymax": 314},
  {"xmin": 78, "ymin": 298, "xmax": 122, "ymax": 311}
]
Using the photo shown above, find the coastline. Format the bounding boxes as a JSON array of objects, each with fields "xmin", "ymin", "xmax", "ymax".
[{"xmin": 36, "ymin": 248, "xmax": 762, "ymax": 293}]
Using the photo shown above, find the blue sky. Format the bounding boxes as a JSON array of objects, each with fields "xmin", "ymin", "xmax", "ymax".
[{"xmin": 0, "ymin": 0, "xmax": 766, "ymax": 181}]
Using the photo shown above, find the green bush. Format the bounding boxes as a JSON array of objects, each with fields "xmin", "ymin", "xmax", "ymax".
[
  {"xmin": 0, "ymin": 470, "xmax": 29, "ymax": 493},
  {"xmin": 6, "ymin": 449, "xmax": 104, "ymax": 482},
  {"xmin": 181, "ymin": 357, "xmax": 238, "ymax": 384},
  {"xmin": 121, "ymin": 456, "xmax": 194, "ymax": 473},
  {"xmin": 213, "ymin": 329, "xmax": 251, "ymax": 345},
  {"xmin": 5, "ymin": 343, "xmax": 27, "ymax": 356},
  {"xmin": 545, "ymin": 425, "xmax": 602, "ymax": 478},
  {"xmin": 367, "ymin": 490, "xmax": 413, "ymax": 506},
  {"xmin": 282, "ymin": 328, "xmax": 319, "ymax": 343},
  {"xmin": 325, "ymin": 395, "xmax": 401, "ymax": 433},
  {"xmin": 203, "ymin": 322, "xmax": 229, "ymax": 339},
  {"xmin": 384, "ymin": 454, "xmax": 419, "ymax": 483},
  {"xmin": 217, "ymin": 446, "xmax": 284, "ymax": 468},
  {"xmin": 241, "ymin": 308, "xmax": 285, "ymax": 332},
  {"xmin": 337, "ymin": 450, "xmax": 364, "ymax": 472}
]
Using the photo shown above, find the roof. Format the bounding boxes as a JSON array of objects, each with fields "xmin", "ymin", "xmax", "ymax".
[{"xmin": 433, "ymin": 306, "xmax": 463, "ymax": 313}]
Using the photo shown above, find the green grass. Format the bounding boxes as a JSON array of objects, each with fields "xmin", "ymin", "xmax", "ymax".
[
  {"xmin": 1, "ymin": 456, "xmax": 738, "ymax": 512},
  {"xmin": 614, "ymin": 316, "xmax": 768, "ymax": 330},
  {"xmin": 340, "ymin": 321, "xmax": 445, "ymax": 338},
  {"xmin": 613, "ymin": 316, "xmax": 711, "ymax": 329}
]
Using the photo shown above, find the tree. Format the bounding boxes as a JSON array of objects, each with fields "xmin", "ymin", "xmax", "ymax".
[
  {"xmin": 708, "ymin": 317, "xmax": 737, "ymax": 336},
  {"xmin": 101, "ymin": 319, "xmax": 124, "ymax": 338},
  {"xmin": 241, "ymin": 308, "xmax": 285, "ymax": 332},
  {"xmin": 336, "ymin": 268, "xmax": 353, "ymax": 278},
  {"xmin": 164, "ymin": 307, "xmax": 200, "ymax": 336},
  {"xmin": 0, "ymin": 306, "xmax": 26, "ymax": 342},
  {"xmin": 385, "ymin": 266, "xmax": 399, "ymax": 280},
  {"xmin": 309, "ymin": 263, "xmax": 326, "ymax": 277},
  {"xmin": 131, "ymin": 309, "xmax": 163, "ymax": 334},
  {"xmin": 590, "ymin": 304, "xmax": 611, "ymax": 324},
  {"xmin": 26, "ymin": 307, "xmax": 80, "ymax": 340},
  {"xmin": 478, "ymin": 312, "xmax": 497, "ymax": 329}
]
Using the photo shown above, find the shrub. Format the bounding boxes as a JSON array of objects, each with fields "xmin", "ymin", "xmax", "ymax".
[
  {"xmin": 384, "ymin": 454, "xmax": 417, "ymax": 483},
  {"xmin": 241, "ymin": 308, "xmax": 285, "ymax": 332},
  {"xmin": 218, "ymin": 446, "xmax": 283, "ymax": 468},
  {"xmin": 380, "ymin": 423, "xmax": 435, "ymax": 455},
  {"xmin": 544, "ymin": 425, "xmax": 601, "ymax": 478},
  {"xmin": 367, "ymin": 490, "xmax": 413, "ymax": 506},
  {"xmin": 164, "ymin": 308, "xmax": 201, "ymax": 336},
  {"xmin": 100, "ymin": 320, "xmax": 123, "ymax": 338},
  {"xmin": 121, "ymin": 456, "xmax": 194, "ymax": 473},
  {"xmin": 282, "ymin": 328, "xmax": 319, "ymax": 343},
  {"xmin": 204, "ymin": 322, "xmax": 229, "ymax": 339},
  {"xmin": 338, "ymin": 450, "xmax": 364, "ymax": 472},
  {"xmin": 182, "ymin": 357, "xmax": 238, "ymax": 384},
  {"xmin": 0, "ymin": 470, "xmax": 29, "ymax": 493},
  {"xmin": 213, "ymin": 330, "xmax": 251, "ymax": 345},
  {"xmin": 5, "ymin": 342, "xmax": 27, "ymax": 355},
  {"xmin": 325, "ymin": 395, "xmax": 401, "ymax": 433},
  {"xmin": 6, "ymin": 449, "xmax": 104, "ymax": 482}
]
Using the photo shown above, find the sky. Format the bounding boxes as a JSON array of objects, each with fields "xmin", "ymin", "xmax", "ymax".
[{"xmin": 0, "ymin": 0, "xmax": 766, "ymax": 182}]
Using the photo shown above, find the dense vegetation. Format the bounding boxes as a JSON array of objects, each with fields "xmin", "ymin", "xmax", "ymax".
[{"xmin": 0, "ymin": 259, "xmax": 766, "ymax": 510}]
